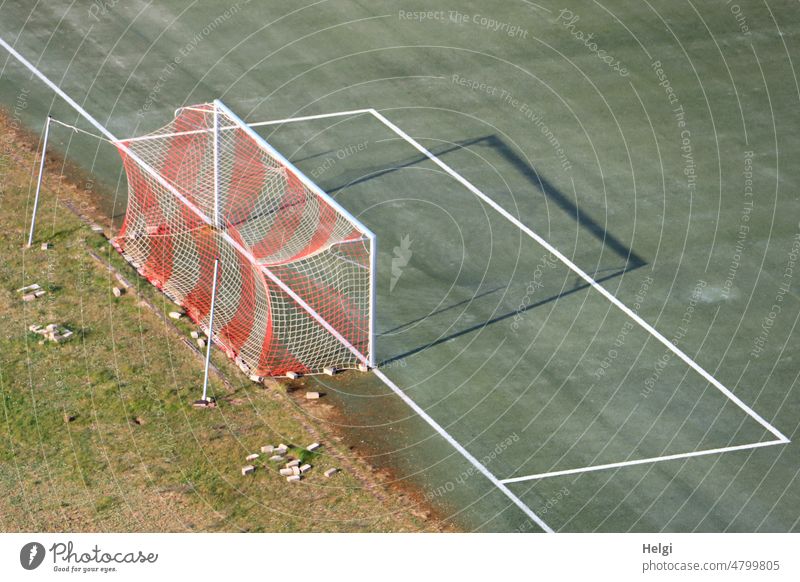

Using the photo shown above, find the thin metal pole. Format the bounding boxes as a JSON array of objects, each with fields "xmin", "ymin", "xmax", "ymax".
[
  {"xmin": 213, "ymin": 103, "xmax": 220, "ymax": 228},
  {"xmin": 27, "ymin": 116, "xmax": 51, "ymax": 247},
  {"xmin": 201, "ymin": 259, "xmax": 220, "ymax": 402},
  {"xmin": 368, "ymin": 233, "xmax": 376, "ymax": 368}
]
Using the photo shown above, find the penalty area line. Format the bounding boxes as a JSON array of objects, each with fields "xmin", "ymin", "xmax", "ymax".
[
  {"xmin": 372, "ymin": 369, "xmax": 554, "ymax": 533},
  {"xmin": 366, "ymin": 107, "xmax": 789, "ymax": 446},
  {"xmin": 500, "ymin": 439, "xmax": 788, "ymax": 484}
]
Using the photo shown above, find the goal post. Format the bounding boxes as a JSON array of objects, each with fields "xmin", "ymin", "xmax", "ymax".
[{"xmin": 112, "ymin": 100, "xmax": 376, "ymax": 377}]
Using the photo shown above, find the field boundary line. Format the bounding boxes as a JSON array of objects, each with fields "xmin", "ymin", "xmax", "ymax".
[{"xmin": 373, "ymin": 370, "xmax": 554, "ymax": 532}]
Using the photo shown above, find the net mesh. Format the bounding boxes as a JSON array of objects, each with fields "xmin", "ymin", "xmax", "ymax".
[{"xmin": 112, "ymin": 102, "xmax": 372, "ymax": 376}]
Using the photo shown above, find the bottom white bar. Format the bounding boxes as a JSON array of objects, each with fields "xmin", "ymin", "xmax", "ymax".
[{"xmin": 1, "ymin": 533, "xmax": 796, "ymax": 581}]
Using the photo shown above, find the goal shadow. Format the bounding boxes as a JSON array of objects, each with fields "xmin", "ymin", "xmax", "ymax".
[{"xmin": 325, "ymin": 133, "xmax": 646, "ymax": 366}]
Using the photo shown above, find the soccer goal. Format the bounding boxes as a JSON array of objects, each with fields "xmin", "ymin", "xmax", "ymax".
[{"xmin": 109, "ymin": 101, "xmax": 376, "ymax": 377}]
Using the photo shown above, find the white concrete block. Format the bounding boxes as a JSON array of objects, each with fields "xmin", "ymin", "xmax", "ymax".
[
  {"xmin": 286, "ymin": 475, "xmax": 301, "ymax": 482},
  {"xmin": 168, "ymin": 311, "xmax": 183, "ymax": 320},
  {"xmin": 246, "ymin": 453, "xmax": 259, "ymax": 461},
  {"xmin": 40, "ymin": 243, "xmax": 50, "ymax": 250},
  {"xmin": 299, "ymin": 464, "xmax": 311, "ymax": 474},
  {"xmin": 268, "ymin": 455, "xmax": 284, "ymax": 462},
  {"xmin": 286, "ymin": 371, "xmax": 300, "ymax": 380},
  {"xmin": 279, "ymin": 468, "xmax": 293, "ymax": 476},
  {"xmin": 286, "ymin": 459, "xmax": 300, "ymax": 468},
  {"xmin": 291, "ymin": 467, "xmax": 300, "ymax": 476},
  {"xmin": 190, "ymin": 331, "xmax": 199, "ymax": 339},
  {"xmin": 324, "ymin": 468, "xmax": 339, "ymax": 478},
  {"xmin": 307, "ymin": 442, "xmax": 320, "ymax": 452},
  {"xmin": 323, "ymin": 366, "xmax": 337, "ymax": 376},
  {"xmin": 260, "ymin": 445, "xmax": 274, "ymax": 454},
  {"xmin": 358, "ymin": 363, "xmax": 370, "ymax": 372},
  {"xmin": 16, "ymin": 283, "xmax": 41, "ymax": 293},
  {"xmin": 276, "ymin": 444, "xmax": 289, "ymax": 453},
  {"xmin": 112, "ymin": 287, "xmax": 123, "ymax": 297},
  {"xmin": 249, "ymin": 374, "xmax": 264, "ymax": 383},
  {"xmin": 241, "ymin": 465, "xmax": 255, "ymax": 476},
  {"xmin": 196, "ymin": 338, "xmax": 206, "ymax": 349},
  {"xmin": 114, "ymin": 273, "xmax": 131, "ymax": 288},
  {"xmin": 305, "ymin": 391, "xmax": 321, "ymax": 400}
]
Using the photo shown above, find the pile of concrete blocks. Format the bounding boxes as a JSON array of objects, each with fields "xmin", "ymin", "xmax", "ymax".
[
  {"xmin": 29, "ymin": 323, "xmax": 73, "ymax": 344},
  {"xmin": 244, "ymin": 441, "xmax": 339, "ymax": 481},
  {"xmin": 17, "ymin": 283, "xmax": 46, "ymax": 302}
]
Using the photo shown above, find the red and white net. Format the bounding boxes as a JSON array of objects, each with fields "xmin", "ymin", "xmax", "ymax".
[{"xmin": 112, "ymin": 102, "xmax": 373, "ymax": 376}]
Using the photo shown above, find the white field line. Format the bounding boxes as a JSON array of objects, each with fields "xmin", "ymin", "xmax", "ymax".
[
  {"xmin": 500, "ymin": 439, "xmax": 787, "ymax": 484},
  {"xmin": 367, "ymin": 108, "xmax": 789, "ymax": 445},
  {"xmin": 373, "ymin": 369, "xmax": 554, "ymax": 532},
  {"xmin": 0, "ymin": 38, "xmax": 368, "ymax": 368}
]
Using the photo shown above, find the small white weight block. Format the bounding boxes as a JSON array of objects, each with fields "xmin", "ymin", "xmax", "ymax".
[
  {"xmin": 249, "ymin": 374, "xmax": 264, "ymax": 383},
  {"xmin": 279, "ymin": 468, "xmax": 293, "ymax": 476},
  {"xmin": 115, "ymin": 273, "xmax": 131, "ymax": 288},
  {"xmin": 358, "ymin": 363, "xmax": 369, "ymax": 372},
  {"xmin": 168, "ymin": 311, "xmax": 183, "ymax": 320},
  {"xmin": 286, "ymin": 459, "xmax": 300, "ymax": 468},
  {"xmin": 246, "ymin": 453, "xmax": 259, "ymax": 461},
  {"xmin": 286, "ymin": 371, "xmax": 300, "ymax": 380},
  {"xmin": 276, "ymin": 443, "xmax": 289, "ymax": 453},
  {"xmin": 241, "ymin": 465, "xmax": 255, "ymax": 476},
  {"xmin": 324, "ymin": 468, "xmax": 339, "ymax": 478},
  {"xmin": 323, "ymin": 366, "xmax": 336, "ymax": 376},
  {"xmin": 112, "ymin": 287, "xmax": 123, "ymax": 297},
  {"xmin": 305, "ymin": 392, "xmax": 321, "ymax": 400},
  {"xmin": 299, "ymin": 464, "xmax": 311, "ymax": 474},
  {"xmin": 286, "ymin": 475, "xmax": 301, "ymax": 482},
  {"xmin": 190, "ymin": 331, "xmax": 199, "ymax": 339},
  {"xmin": 16, "ymin": 283, "xmax": 41, "ymax": 294},
  {"xmin": 268, "ymin": 455, "xmax": 284, "ymax": 462},
  {"xmin": 196, "ymin": 338, "xmax": 206, "ymax": 349},
  {"xmin": 40, "ymin": 243, "xmax": 50, "ymax": 250},
  {"xmin": 260, "ymin": 445, "xmax": 274, "ymax": 454},
  {"xmin": 307, "ymin": 442, "xmax": 320, "ymax": 452},
  {"xmin": 291, "ymin": 467, "xmax": 300, "ymax": 476}
]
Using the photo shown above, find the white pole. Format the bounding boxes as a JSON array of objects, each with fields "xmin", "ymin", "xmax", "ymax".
[
  {"xmin": 213, "ymin": 103, "xmax": 220, "ymax": 228},
  {"xmin": 368, "ymin": 233, "xmax": 377, "ymax": 368},
  {"xmin": 201, "ymin": 259, "xmax": 220, "ymax": 402},
  {"xmin": 27, "ymin": 116, "xmax": 51, "ymax": 248}
]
